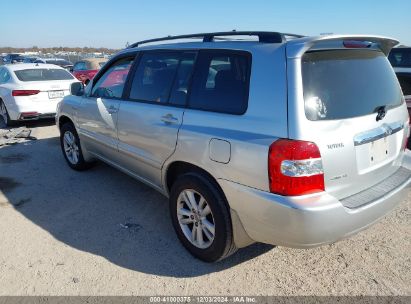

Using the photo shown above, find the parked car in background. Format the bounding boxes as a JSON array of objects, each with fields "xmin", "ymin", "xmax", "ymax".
[
  {"xmin": 3, "ymin": 53, "xmax": 25, "ymax": 64},
  {"xmin": 56, "ymin": 32, "xmax": 411, "ymax": 262},
  {"xmin": 33, "ymin": 58, "xmax": 74, "ymax": 71},
  {"xmin": 0, "ymin": 63, "xmax": 77, "ymax": 126},
  {"xmin": 71, "ymin": 58, "xmax": 107, "ymax": 84},
  {"xmin": 0, "ymin": 56, "xmax": 5, "ymax": 66},
  {"xmin": 389, "ymin": 47, "xmax": 411, "ymax": 115},
  {"xmin": 23, "ymin": 57, "xmax": 41, "ymax": 63}
]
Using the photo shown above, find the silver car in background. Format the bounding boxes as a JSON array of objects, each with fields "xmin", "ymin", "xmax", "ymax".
[{"xmin": 56, "ymin": 32, "xmax": 411, "ymax": 262}]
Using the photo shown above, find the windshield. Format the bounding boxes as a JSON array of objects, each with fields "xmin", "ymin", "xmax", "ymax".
[
  {"xmin": 14, "ymin": 69, "xmax": 74, "ymax": 81},
  {"xmin": 388, "ymin": 48, "xmax": 411, "ymax": 68},
  {"xmin": 302, "ymin": 50, "xmax": 403, "ymax": 121}
]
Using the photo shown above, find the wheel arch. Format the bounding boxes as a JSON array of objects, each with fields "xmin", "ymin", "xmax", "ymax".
[
  {"xmin": 58, "ymin": 115, "xmax": 93, "ymax": 162},
  {"xmin": 164, "ymin": 161, "xmax": 223, "ymax": 196},
  {"xmin": 58, "ymin": 115, "xmax": 74, "ymax": 130},
  {"xmin": 164, "ymin": 160, "xmax": 254, "ymax": 248}
]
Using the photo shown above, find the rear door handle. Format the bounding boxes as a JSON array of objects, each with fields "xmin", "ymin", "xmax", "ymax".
[
  {"xmin": 107, "ymin": 105, "xmax": 118, "ymax": 114},
  {"xmin": 161, "ymin": 113, "xmax": 179, "ymax": 124}
]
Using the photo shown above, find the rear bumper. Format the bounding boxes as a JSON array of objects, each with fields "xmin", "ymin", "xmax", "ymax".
[
  {"xmin": 8, "ymin": 99, "xmax": 61, "ymax": 121},
  {"xmin": 220, "ymin": 151, "xmax": 411, "ymax": 248},
  {"xmin": 18, "ymin": 112, "xmax": 56, "ymax": 121}
]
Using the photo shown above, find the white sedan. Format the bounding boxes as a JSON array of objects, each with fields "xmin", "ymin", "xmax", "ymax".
[{"xmin": 0, "ymin": 63, "xmax": 78, "ymax": 126}]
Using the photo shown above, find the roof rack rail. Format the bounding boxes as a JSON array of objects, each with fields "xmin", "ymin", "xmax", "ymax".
[{"xmin": 127, "ymin": 31, "xmax": 305, "ymax": 48}]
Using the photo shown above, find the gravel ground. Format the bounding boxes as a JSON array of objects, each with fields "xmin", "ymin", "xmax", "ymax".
[{"xmin": 0, "ymin": 121, "xmax": 410, "ymax": 296}]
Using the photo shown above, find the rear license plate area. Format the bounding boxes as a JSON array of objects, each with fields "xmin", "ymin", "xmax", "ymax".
[
  {"xmin": 48, "ymin": 90, "xmax": 64, "ymax": 99},
  {"xmin": 369, "ymin": 137, "xmax": 389, "ymax": 164}
]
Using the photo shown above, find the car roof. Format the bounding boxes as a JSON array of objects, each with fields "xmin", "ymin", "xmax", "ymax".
[
  {"xmin": 4, "ymin": 63, "xmax": 67, "ymax": 71},
  {"xmin": 117, "ymin": 34, "xmax": 398, "ymax": 57},
  {"xmin": 117, "ymin": 41, "xmax": 283, "ymax": 57}
]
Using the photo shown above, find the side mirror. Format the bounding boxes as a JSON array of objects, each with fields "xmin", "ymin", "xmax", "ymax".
[{"xmin": 70, "ymin": 82, "xmax": 84, "ymax": 96}]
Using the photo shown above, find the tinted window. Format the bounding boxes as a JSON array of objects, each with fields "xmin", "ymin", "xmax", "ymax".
[
  {"xmin": 169, "ymin": 53, "xmax": 196, "ymax": 106},
  {"xmin": 396, "ymin": 73, "xmax": 411, "ymax": 96},
  {"xmin": 14, "ymin": 69, "xmax": 74, "ymax": 81},
  {"xmin": 188, "ymin": 51, "xmax": 250, "ymax": 114},
  {"xmin": 389, "ymin": 48, "xmax": 411, "ymax": 67},
  {"xmin": 129, "ymin": 52, "xmax": 179, "ymax": 103},
  {"xmin": 91, "ymin": 57, "xmax": 134, "ymax": 99},
  {"xmin": 74, "ymin": 62, "xmax": 87, "ymax": 71},
  {"xmin": 302, "ymin": 50, "xmax": 403, "ymax": 121}
]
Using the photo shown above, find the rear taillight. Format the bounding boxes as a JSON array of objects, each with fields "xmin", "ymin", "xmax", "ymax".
[
  {"xmin": 12, "ymin": 90, "xmax": 40, "ymax": 96},
  {"xmin": 268, "ymin": 139, "xmax": 325, "ymax": 196}
]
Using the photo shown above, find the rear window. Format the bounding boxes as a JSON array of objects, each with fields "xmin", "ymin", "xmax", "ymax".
[
  {"xmin": 14, "ymin": 69, "xmax": 74, "ymax": 81},
  {"xmin": 389, "ymin": 48, "xmax": 411, "ymax": 67},
  {"xmin": 396, "ymin": 73, "xmax": 411, "ymax": 96},
  {"xmin": 302, "ymin": 50, "xmax": 403, "ymax": 121}
]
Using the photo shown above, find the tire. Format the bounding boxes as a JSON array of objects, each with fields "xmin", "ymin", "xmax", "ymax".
[
  {"xmin": 60, "ymin": 122, "xmax": 92, "ymax": 171},
  {"xmin": 169, "ymin": 172, "xmax": 237, "ymax": 262},
  {"xmin": 0, "ymin": 99, "xmax": 16, "ymax": 127}
]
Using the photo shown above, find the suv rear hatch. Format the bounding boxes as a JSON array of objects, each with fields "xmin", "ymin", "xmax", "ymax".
[{"xmin": 287, "ymin": 36, "xmax": 410, "ymax": 201}]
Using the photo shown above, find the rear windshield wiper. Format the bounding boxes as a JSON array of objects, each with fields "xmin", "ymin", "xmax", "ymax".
[{"xmin": 374, "ymin": 105, "xmax": 387, "ymax": 121}]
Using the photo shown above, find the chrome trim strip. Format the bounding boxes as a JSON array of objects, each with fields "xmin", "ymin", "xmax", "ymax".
[{"xmin": 354, "ymin": 122, "xmax": 404, "ymax": 146}]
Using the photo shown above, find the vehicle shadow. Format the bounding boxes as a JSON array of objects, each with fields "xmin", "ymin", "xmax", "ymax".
[
  {"xmin": 0, "ymin": 136, "xmax": 274, "ymax": 278},
  {"xmin": 0, "ymin": 118, "xmax": 56, "ymax": 130}
]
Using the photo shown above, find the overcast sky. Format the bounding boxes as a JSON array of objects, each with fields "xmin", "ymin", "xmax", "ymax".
[{"xmin": 1, "ymin": 0, "xmax": 410, "ymax": 48}]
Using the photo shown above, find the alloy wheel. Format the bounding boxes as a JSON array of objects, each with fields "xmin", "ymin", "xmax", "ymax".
[
  {"xmin": 63, "ymin": 131, "xmax": 80, "ymax": 164},
  {"xmin": 177, "ymin": 189, "xmax": 215, "ymax": 249}
]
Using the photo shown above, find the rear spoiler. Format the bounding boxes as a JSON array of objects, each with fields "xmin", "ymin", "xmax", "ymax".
[{"xmin": 286, "ymin": 34, "xmax": 399, "ymax": 58}]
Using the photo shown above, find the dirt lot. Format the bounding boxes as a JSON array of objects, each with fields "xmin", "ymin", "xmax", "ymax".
[{"xmin": 0, "ymin": 121, "xmax": 410, "ymax": 296}]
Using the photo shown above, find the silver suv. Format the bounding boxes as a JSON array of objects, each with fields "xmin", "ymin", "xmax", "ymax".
[{"xmin": 56, "ymin": 31, "xmax": 411, "ymax": 262}]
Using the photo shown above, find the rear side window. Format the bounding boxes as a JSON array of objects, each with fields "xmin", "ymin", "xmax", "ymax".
[
  {"xmin": 14, "ymin": 69, "xmax": 74, "ymax": 81},
  {"xmin": 389, "ymin": 48, "xmax": 411, "ymax": 67},
  {"xmin": 302, "ymin": 50, "xmax": 403, "ymax": 121},
  {"xmin": 188, "ymin": 51, "xmax": 250, "ymax": 114},
  {"xmin": 396, "ymin": 73, "xmax": 411, "ymax": 96},
  {"xmin": 129, "ymin": 52, "xmax": 180, "ymax": 103}
]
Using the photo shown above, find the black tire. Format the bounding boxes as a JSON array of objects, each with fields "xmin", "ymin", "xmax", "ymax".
[
  {"xmin": 169, "ymin": 172, "xmax": 237, "ymax": 262},
  {"xmin": 60, "ymin": 122, "xmax": 92, "ymax": 171},
  {"xmin": 0, "ymin": 99, "xmax": 16, "ymax": 127}
]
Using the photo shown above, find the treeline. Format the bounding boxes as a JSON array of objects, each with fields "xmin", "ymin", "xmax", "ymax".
[{"xmin": 0, "ymin": 46, "xmax": 120, "ymax": 54}]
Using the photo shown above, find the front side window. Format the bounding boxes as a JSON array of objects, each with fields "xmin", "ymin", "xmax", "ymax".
[
  {"xmin": 188, "ymin": 51, "xmax": 251, "ymax": 115},
  {"xmin": 302, "ymin": 50, "xmax": 403, "ymax": 121},
  {"xmin": 129, "ymin": 52, "xmax": 180, "ymax": 103},
  {"xmin": 14, "ymin": 69, "xmax": 74, "ymax": 81},
  {"xmin": 91, "ymin": 57, "xmax": 134, "ymax": 99}
]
